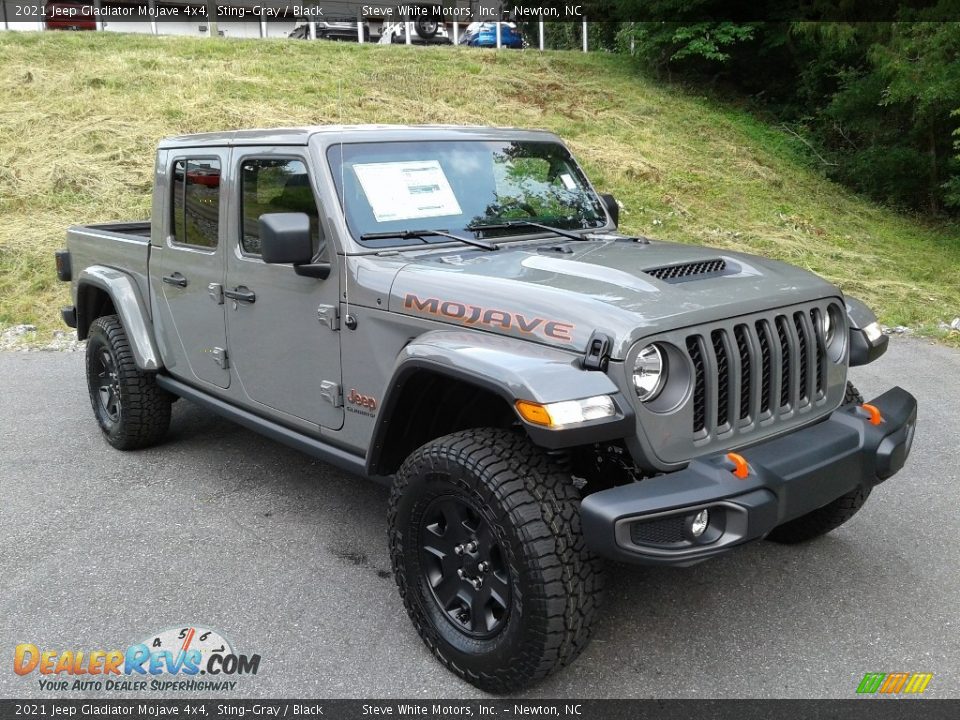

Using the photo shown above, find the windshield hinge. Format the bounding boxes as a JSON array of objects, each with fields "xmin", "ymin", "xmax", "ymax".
[{"xmin": 582, "ymin": 331, "xmax": 612, "ymax": 372}]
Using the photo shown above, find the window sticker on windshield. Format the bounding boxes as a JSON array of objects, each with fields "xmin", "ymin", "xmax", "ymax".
[
  {"xmin": 559, "ymin": 173, "xmax": 577, "ymax": 191},
  {"xmin": 353, "ymin": 160, "xmax": 463, "ymax": 223}
]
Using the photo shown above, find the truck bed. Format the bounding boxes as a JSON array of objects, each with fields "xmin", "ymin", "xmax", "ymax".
[
  {"xmin": 83, "ymin": 221, "xmax": 152, "ymax": 239},
  {"xmin": 66, "ymin": 221, "xmax": 153, "ymax": 306}
]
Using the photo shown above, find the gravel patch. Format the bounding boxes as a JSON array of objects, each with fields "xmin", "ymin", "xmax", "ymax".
[{"xmin": 0, "ymin": 324, "xmax": 85, "ymax": 352}]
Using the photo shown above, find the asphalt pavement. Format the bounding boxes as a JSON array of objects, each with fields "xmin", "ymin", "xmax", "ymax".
[{"xmin": 1, "ymin": 336, "xmax": 957, "ymax": 699}]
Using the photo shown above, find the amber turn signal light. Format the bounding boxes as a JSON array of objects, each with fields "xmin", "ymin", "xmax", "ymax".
[{"xmin": 515, "ymin": 400, "xmax": 552, "ymax": 427}]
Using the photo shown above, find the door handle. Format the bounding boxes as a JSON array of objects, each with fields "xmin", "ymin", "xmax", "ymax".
[
  {"xmin": 224, "ymin": 286, "xmax": 256, "ymax": 304},
  {"xmin": 162, "ymin": 272, "xmax": 188, "ymax": 288}
]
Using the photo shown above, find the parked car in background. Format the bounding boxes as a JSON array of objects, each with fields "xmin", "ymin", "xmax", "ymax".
[
  {"xmin": 44, "ymin": 0, "xmax": 96, "ymax": 30},
  {"xmin": 289, "ymin": 20, "xmax": 370, "ymax": 42},
  {"xmin": 378, "ymin": 20, "xmax": 452, "ymax": 45},
  {"xmin": 459, "ymin": 22, "xmax": 524, "ymax": 49}
]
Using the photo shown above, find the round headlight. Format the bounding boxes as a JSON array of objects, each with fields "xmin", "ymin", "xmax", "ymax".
[
  {"xmin": 633, "ymin": 344, "xmax": 666, "ymax": 401},
  {"xmin": 824, "ymin": 304, "xmax": 845, "ymax": 347}
]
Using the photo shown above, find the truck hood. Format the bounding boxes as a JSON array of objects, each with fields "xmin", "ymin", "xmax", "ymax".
[{"xmin": 389, "ymin": 238, "xmax": 841, "ymax": 359}]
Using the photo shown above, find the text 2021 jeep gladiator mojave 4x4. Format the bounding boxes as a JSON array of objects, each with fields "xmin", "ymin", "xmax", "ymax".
[{"xmin": 56, "ymin": 125, "xmax": 917, "ymax": 692}]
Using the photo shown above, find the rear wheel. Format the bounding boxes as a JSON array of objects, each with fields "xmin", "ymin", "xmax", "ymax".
[
  {"xmin": 85, "ymin": 315, "xmax": 172, "ymax": 450},
  {"xmin": 415, "ymin": 18, "xmax": 439, "ymax": 39},
  {"xmin": 388, "ymin": 428, "xmax": 604, "ymax": 692},
  {"xmin": 767, "ymin": 381, "xmax": 870, "ymax": 543}
]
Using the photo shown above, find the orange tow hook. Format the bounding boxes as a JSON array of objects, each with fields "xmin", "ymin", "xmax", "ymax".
[
  {"xmin": 726, "ymin": 452, "xmax": 750, "ymax": 479},
  {"xmin": 860, "ymin": 403, "xmax": 883, "ymax": 426}
]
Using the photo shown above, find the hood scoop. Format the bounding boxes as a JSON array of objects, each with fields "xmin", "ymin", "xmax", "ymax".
[{"xmin": 644, "ymin": 258, "xmax": 727, "ymax": 282}]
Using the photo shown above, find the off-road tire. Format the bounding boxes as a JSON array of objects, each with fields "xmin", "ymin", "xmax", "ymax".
[
  {"xmin": 388, "ymin": 428, "xmax": 604, "ymax": 693},
  {"xmin": 415, "ymin": 18, "xmax": 439, "ymax": 39},
  {"xmin": 843, "ymin": 380, "xmax": 864, "ymax": 406},
  {"xmin": 85, "ymin": 315, "xmax": 172, "ymax": 450},
  {"xmin": 767, "ymin": 381, "xmax": 870, "ymax": 544}
]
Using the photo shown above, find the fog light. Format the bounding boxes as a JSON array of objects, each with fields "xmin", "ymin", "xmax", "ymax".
[{"xmin": 690, "ymin": 509, "xmax": 710, "ymax": 537}]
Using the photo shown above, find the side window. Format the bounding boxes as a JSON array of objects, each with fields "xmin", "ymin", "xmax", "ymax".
[
  {"xmin": 240, "ymin": 158, "xmax": 324, "ymax": 258},
  {"xmin": 171, "ymin": 158, "xmax": 221, "ymax": 249}
]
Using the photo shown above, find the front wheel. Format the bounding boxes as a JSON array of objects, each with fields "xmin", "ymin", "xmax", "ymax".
[
  {"xmin": 85, "ymin": 315, "xmax": 172, "ymax": 450},
  {"xmin": 388, "ymin": 429, "xmax": 604, "ymax": 692}
]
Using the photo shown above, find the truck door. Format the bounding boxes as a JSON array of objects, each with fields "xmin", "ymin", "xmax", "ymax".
[
  {"xmin": 224, "ymin": 148, "xmax": 344, "ymax": 430},
  {"xmin": 151, "ymin": 150, "xmax": 230, "ymax": 389}
]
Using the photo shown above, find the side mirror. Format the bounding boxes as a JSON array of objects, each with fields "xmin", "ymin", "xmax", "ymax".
[
  {"xmin": 600, "ymin": 193, "xmax": 619, "ymax": 228},
  {"xmin": 259, "ymin": 213, "xmax": 330, "ymax": 279},
  {"xmin": 259, "ymin": 213, "xmax": 313, "ymax": 264}
]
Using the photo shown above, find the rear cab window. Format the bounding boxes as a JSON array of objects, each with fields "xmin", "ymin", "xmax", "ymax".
[{"xmin": 171, "ymin": 158, "xmax": 221, "ymax": 249}]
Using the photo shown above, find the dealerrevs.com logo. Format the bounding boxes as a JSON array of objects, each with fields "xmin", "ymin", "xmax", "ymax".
[
  {"xmin": 13, "ymin": 626, "xmax": 261, "ymax": 692},
  {"xmin": 856, "ymin": 672, "xmax": 933, "ymax": 695}
]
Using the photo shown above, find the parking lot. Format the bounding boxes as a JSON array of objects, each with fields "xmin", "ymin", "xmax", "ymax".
[{"xmin": 1, "ymin": 336, "xmax": 958, "ymax": 698}]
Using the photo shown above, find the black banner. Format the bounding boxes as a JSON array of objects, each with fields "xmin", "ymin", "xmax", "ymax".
[
  {"xmin": 1, "ymin": 700, "xmax": 959, "ymax": 720},
  {"xmin": 6, "ymin": 0, "xmax": 960, "ymax": 23}
]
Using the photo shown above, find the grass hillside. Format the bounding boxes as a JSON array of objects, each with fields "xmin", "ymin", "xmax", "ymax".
[{"xmin": 1, "ymin": 32, "xmax": 958, "ymax": 345}]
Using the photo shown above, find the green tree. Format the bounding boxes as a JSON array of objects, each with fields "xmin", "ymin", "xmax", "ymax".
[{"xmin": 948, "ymin": 109, "xmax": 960, "ymax": 208}]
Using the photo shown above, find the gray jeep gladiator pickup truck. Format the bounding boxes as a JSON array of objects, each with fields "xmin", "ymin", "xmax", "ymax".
[{"xmin": 56, "ymin": 125, "xmax": 917, "ymax": 692}]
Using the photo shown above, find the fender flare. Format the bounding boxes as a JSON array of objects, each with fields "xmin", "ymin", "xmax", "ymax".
[
  {"xmin": 844, "ymin": 295, "xmax": 888, "ymax": 367},
  {"xmin": 366, "ymin": 330, "xmax": 634, "ymax": 475},
  {"xmin": 77, "ymin": 266, "xmax": 162, "ymax": 371}
]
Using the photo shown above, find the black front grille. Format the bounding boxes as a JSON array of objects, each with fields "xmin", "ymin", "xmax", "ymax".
[
  {"xmin": 756, "ymin": 321, "xmax": 772, "ymax": 414},
  {"xmin": 733, "ymin": 325, "xmax": 751, "ymax": 420},
  {"xmin": 810, "ymin": 308, "xmax": 826, "ymax": 396},
  {"xmin": 687, "ymin": 336, "xmax": 706, "ymax": 435},
  {"xmin": 711, "ymin": 330, "xmax": 730, "ymax": 428},
  {"xmin": 645, "ymin": 258, "xmax": 726, "ymax": 282},
  {"xmin": 775, "ymin": 316, "xmax": 792, "ymax": 408},
  {"xmin": 687, "ymin": 306, "xmax": 827, "ymax": 436},
  {"xmin": 630, "ymin": 514, "xmax": 686, "ymax": 546},
  {"xmin": 793, "ymin": 313, "xmax": 809, "ymax": 404}
]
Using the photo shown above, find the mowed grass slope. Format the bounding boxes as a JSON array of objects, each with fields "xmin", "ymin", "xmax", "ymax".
[{"xmin": 1, "ymin": 31, "xmax": 958, "ymax": 343}]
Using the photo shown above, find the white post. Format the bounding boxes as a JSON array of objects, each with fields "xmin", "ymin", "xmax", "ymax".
[
  {"xmin": 309, "ymin": 18, "xmax": 316, "ymax": 39},
  {"xmin": 452, "ymin": 21, "xmax": 458, "ymax": 44},
  {"xmin": 148, "ymin": 0, "xmax": 157, "ymax": 34},
  {"xmin": 260, "ymin": 18, "xmax": 267, "ymax": 38},
  {"xmin": 630, "ymin": 23, "xmax": 635, "ymax": 55},
  {"xmin": 538, "ymin": 20, "xmax": 544, "ymax": 50},
  {"xmin": 495, "ymin": 20, "xmax": 501, "ymax": 49},
  {"xmin": 93, "ymin": 0, "xmax": 103, "ymax": 31},
  {"xmin": 405, "ymin": 20, "xmax": 411, "ymax": 44},
  {"xmin": 357, "ymin": 20, "xmax": 364, "ymax": 43},
  {"xmin": 582, "ymin": 18, "xmax": 587, "ymax": 52}
]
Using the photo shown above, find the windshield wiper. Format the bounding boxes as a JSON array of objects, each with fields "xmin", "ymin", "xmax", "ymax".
[
  {"xmin": 467, "ymin": 220, "xmax": 588, "ymax": 242},
  {"xmin": 359, "ymin": 228, "xmax": 497, "ymax": 251}
]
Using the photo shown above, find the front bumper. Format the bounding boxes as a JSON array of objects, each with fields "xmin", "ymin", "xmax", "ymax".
[{"xmin": 580, "ymin": 387, "xmax": 917, "ymax": 566}]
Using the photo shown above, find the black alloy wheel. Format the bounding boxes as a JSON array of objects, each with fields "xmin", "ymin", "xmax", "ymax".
[
  {"xmin": 419, "ymin": 494, "xmax": 511, "ymax": 638},
  {"xmin": 94, "ymin": 345, "xmax": 122, "ymax": 424}
]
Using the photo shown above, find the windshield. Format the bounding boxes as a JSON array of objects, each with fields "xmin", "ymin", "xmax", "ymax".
[{"xmin": 327, "ymin": 140, "xmax": 607, "ymax": 247}]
